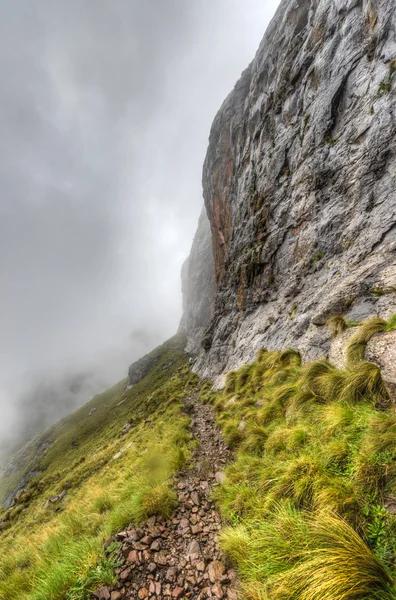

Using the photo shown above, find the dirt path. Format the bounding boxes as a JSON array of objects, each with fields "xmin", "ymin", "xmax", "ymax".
[{"xmin": 93, "ymin": 393, "xmax": 237, "ymax": 600}]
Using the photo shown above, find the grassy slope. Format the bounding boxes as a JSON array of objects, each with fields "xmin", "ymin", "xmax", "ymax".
[
  {"xmin": 2, "ymin": 317, "xmax": 396, "ymax": 600},
  {"xmin": 199, "ymin": 317, "xmax": 396, "ymax": 600},
  {"xmin": 0, "ymin": 333, "xmax": 198, "ymax": 600}
]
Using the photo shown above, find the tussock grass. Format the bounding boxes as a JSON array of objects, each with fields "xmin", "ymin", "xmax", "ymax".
[
  {"xmin": 347, "ymin": 317, "xmax": 388, "ymax": 365},
  {"xmin": 225, "ymin": 371, "xmax": 238, "ymax": 393},
  {"xmin": 327, "ymin": 314, "xmax": 347, "ymax": 336},
  {"xmin": 205, "ymin": 316, "xmax": 396, "ymax": 597},
  {"xmin": 386, "ymin": 314, "xmax": 396, "ymax": 332},
  {"xmin": 220, "ymin": 507, "xmax": 396, "ymax": 600}
]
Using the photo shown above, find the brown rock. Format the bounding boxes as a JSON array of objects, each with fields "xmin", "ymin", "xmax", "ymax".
[
  {"xmin": 165, "ymin": 567, "xmax": 178, "ymax": 583},
  {"xmin": 155, "ymin": 551, "xmax": 168, "ymax": 566},
  {"xmin": 141, "ymin": 535, "xmax": 152, "ymax": 545},
  {"xmin": 196, "ymin": 560, "xmax": 205, "ymax": 572},
  {"xmin": 93, "ymin": 586, "xmax": 110, "ymax": 600},
  {"xmin": 172, "ymin": 587, "xmax": 184, "ymax": 598},
  {"xmin": 212, "ymin": 584, "xmax": 224, "ymax": 599},
  {"xmin": 147, "ymin": 562, "xmax": 157, "ymax": 573},
  {"xmin": 191, "ymin": 524, "xmax": 202, "ymax": 534},
  {"xmin": 187, "ymin": 540, "xmax": 201, "ymax": 557},
  {"xmin": 110, "ymin": 592, "xmax": 122, "ymax": 600},
  {"xmin": 208, "ymin": 561, "xmax": 225, "ymax": 583},
  {"xmin": 120, "ymin": 567, "xmax": 132, "ymax": 581},
  {"xmin": 138, "ymin": 587, "xmax": 148, "ymax": 599},
  {"xmin": 155, "ymin": 582, "xmax": 162, "ymax": 595},
  {"xmin": 191, "ymin": 491, "xmax": 200, "ymax": 505},
  {"xmin": 128, "ymin": 550, "xmax": 140, "ymax": 563},
  {"xmin": 149, "ymin": 581, "xmax": 156, "ymax": 594},
  {"xmin": 150, "ymin": 539, "xmax": 162, "ymax": 551},
  {"xmin": 180, "ymin": 517, "xmax": 190, "ymax": 529}
]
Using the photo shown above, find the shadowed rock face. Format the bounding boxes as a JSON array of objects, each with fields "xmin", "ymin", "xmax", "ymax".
[
  {"xmin": 179, "ymin": 208, "xmax": 216, "ymax": 354},
  {"xmin": 184, "ymin": 0, "xmax": 396, "ymax": 384}
]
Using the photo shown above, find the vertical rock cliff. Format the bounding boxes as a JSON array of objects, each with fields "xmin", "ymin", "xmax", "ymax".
[
  {"xmin": 180, "ymin": 207, "xmax": 216, "ymax": 354},
  {"xmin": 183, "ymin": 0, "xmax": 396, "ymax": 384}
]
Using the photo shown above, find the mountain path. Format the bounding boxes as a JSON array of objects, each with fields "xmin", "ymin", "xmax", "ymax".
[{"xmin": 93, "ymin": 392, "xmax": 237, "ymax": 600}]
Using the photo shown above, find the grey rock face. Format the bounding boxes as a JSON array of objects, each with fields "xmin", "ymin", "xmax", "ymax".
[
  {"xmin": 127, "ymin": 353, "xmax": 159, "ymax": 386},
  {"xmin": 179, "ymin": 207, "xmax": 215, "ymax": 354},
  {"xmin": 183, "ymin": 0, "xmax": 396, "ymax": 383},
  {"xmin": 366, "ymin": 331, "xmax": 396, "ymax": 402}
]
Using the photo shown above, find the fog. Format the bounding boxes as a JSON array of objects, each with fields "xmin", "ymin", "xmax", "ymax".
[{"xmin": 0, "ymin": 0, "xmax": 280, "ymax": 459}]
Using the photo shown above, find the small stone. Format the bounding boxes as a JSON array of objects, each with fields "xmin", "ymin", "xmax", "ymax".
[
  {"xmin": 141, "ymin": 535, "xmax": 152, "ymax": 545},
  {"xmin": 187, "ymin": 540, "xmax": 201, "ymax": 557},
  {"xmin": 122, "ymin": 423, "xmax": 132, "ymax": 435},
  {"xmin": 208, "ymin": 561, "xmax": 226, "ymax": 583},
  {"xmin": 165, "ymin": 567, "xmax": 178, "ymax": 582},
  {"xmin": 128, "ymin": 550, "xmax": 140, "ymax": 563},
  {"xmin": 138, "ymin": 587, "xmax": 148, "ymax": 599},
  {"xmin": 196, "ymin": 561, "xmax": 205, "ymax": 572},
  {"xmin": 191, "ymin": 491, "xmax": 200, "ymax": 505},
  {"xmin": 150, "ymin": 539, "xmax": 162, "ymax": 551},
  {"xmin": 110, "ymin": 592, "xmax": 122, "ymax": 600},
  {"xmin": 155, "ymin": 551, "xmax": 168, "ymax": 566},
  {"xmin": 212, "ymin": 584, "xmax": 224, "ymax": 599},
  {"xmin": 180, "ymin": 517, "xmax": 190, "ymax": 529},
  {"xmin": 147, "ymin": 562, "xmax": 157, "ymax": 573},
  {"xmin": 172, "ymin": 587, "xmax": 184, "ymax": 598},
  {"xmin": 215, "ymin": 472, "xmax": 225, "ymax": 484},
  {"xmin": 149, "ymin": 581, "xmax": 156, "ymax": 594},
  {"xmin": 191, "ymin": 524, "xmax": 202, "ymax": 534},
  {"xmin": 92, "ymin": 586, "xmax": 110, "ymax": 600},
  {"xmin": 120, "ymin": 567, "xmax": 132, "ymax": 581},
  {"xmin": 155, "ymin": 582, "xmax": 162, "ymax": 595}
]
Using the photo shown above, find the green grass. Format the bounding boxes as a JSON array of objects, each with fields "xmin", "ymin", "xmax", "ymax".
[
  {"xmin": 346, "ymin": 317, "xmax": 388, "ymax": 366},
  {"xmin": 202, "ymin": 324, "xmax": 396, "ymax": 599},
  {"xmin": 327, "ymin": 314, "xmax": 347, "ymax": 337},
  {"xmin": 2, "ymin": 316, "xmax": 396, "ymax": 600},
  {"xmin": 0, "ymin": 334, "xmax": 197, "ymax": 600}
]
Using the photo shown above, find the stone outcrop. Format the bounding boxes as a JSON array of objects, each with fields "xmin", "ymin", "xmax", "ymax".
[
  {"xmin": 179, "ymin": 208, "xmax": 216, "ymax": 354},
  {"xmin": 183, "ymin": 0, "xmax": 396, "ymax": 384},
  {"xmin": 366, "ymin": 330, "xmax": 396, "ymax": 402}
]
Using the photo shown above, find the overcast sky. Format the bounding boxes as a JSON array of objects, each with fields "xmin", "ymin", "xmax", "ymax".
[{"xmin": 0, "ymin": 0, "xmax": 280, "ymax": 456}]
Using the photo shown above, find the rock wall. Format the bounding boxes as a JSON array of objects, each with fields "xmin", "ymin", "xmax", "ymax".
[
  {"xmin": 184, "ymin": 0, "xmax": 396, "ymax": 384},
  {"xmin": 179, "ymin": 207, "xmax": 216, "ymax": 354}
]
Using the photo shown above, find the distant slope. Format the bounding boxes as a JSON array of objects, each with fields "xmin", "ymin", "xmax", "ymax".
[{"xmin": 0, "ymin": 333, "xmax": 197, "ymax": 600}]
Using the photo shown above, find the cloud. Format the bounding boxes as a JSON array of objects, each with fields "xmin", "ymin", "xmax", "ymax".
[{"xmin": 0, "ymin": 0, "xmax": 281, "ymax": 457}]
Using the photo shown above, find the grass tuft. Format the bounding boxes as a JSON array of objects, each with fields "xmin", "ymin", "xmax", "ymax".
[
  {"xmin": 327, "ymin": 314, "xmax": 347, "ymax": 337},
  {"xmin": 347, "ymin": 318, "xmax": 387, "ymax": 365}
]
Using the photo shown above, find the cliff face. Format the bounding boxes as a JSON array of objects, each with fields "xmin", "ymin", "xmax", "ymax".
[
  {"xmin": 180, "ymin": 207, "xmax": 216, "ymax": 354},
  {"xmin": 184, "ymin": 0, "xmax": 396, "ymax": 383}
]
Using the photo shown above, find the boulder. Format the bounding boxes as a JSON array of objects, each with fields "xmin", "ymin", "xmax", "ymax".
[{"xmin": 366, "ymin": 331, "xmax": 396, "ymax": 403}]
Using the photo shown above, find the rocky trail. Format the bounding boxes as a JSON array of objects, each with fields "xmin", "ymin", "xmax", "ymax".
[{"xmin": 93, "ymin": 393, "xmax": 236, "ymax": 600}]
